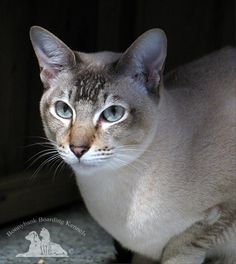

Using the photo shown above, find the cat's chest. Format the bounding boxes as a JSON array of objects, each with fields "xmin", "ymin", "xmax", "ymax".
[
  {"xmin": 76, "ymin": 171, "xmax": 145, "ymax": 230},
  {"xmin": 74, "ymin": 170, "xmax": 197, "ymax": 259}
]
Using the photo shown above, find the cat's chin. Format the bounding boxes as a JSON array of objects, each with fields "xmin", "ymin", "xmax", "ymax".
[{"xmin": 70, "ymin": 161, "xmax": 111, "ymax": 176}]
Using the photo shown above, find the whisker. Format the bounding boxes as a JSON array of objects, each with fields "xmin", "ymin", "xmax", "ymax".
[
  {"xmin": 24, "ymin": 135, "xmax": 67, "ymax": 182},
  {"xmin": 114, "ymin": 154, "xmax": 150, "ymax": 177},
  {"xmin": 53, "ymin": 159, "xmax": 64, "ymax": 182},
  {"xmin": 26, "ymin": 148, "xmax": 57, "ymax": 163},
  {"xmin": 23, "ymin": 142, "xmax": 57, "ymax": 149},
  {"xmin": 48, "ymin": 156, "xmax": 61, "ymax": 172},
  {"xmin": 25, "ymin": 150, "xmax": 59, "ymax": 170},
  {"xmin": 69, "ymin": 169, "xmax": 75, "ymax": 178},
  {"xmin": 58, "ymin": 162, "xmax": 66, "ymax": 176},
  {"xmin": 27, "ymin": 136, "xmax": 57, "ymax": 147},
  {"xmin": 29, "ymin": 156, "xmax": 57, "ymax": 176},
  {"xmin": 116, "ymin": 147, "xmax": 156, "ymax": 154},
  {"xmin": 114, "ymin": 156, "xmax": 142, "ymax": 174},
  {"xmin": 116, "ymin": 152, "xmax": 149, "ymax": 167},
  {"xmin": 106, "ymin": 161, "xmax": 120, "ymax": 178},
  {"xmin": 28, "ymin": 135, "xmax": 56, "ymax": 143},
  {"xmin": 29, "ymin": 154, "xmax": 60, "ymax": 181}
]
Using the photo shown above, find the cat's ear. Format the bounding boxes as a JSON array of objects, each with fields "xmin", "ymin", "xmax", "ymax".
[
  {"xmin": 116, "ymin": 29, "xmax": 167, "ymax": 93},
  {"xmin": 30, "ymin": 26, "xmax": 76, "ymax": 88}
]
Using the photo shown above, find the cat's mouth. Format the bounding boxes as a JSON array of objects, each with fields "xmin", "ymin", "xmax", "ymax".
[
  {"xmin": 58, "ymin": 145, "xmax": 147, "ymax": 174},
  {"xmin": 59, "ymin": 149, "xmax": 112, "ymax": 170}
]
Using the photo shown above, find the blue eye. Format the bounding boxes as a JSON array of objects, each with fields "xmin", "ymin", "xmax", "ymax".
[
  {"xmin": 101, "ymin": 105, "xmax": 125, "ymax": 122},
  {"xmin": 55, "ymin": 101, "xmax": 73, "ymax": 119}
]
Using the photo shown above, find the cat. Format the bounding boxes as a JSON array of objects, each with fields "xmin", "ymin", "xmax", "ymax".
[{"xmin": 30, "ymin": 26, "xmax": 236, "ymax": 264}]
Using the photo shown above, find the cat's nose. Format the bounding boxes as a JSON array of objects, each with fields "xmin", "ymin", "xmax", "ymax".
[{"xmin": 70, "ymin": 144, "xmax": 89, "ymax": 159}]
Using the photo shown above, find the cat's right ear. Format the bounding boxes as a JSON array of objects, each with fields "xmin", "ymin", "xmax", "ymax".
[
  {"xmin": 116, "ymin": 29, "xmax": 167, "ymax": 94},
  {"xmin": 30, "ymin": 26, "xmax": 76, "ymax": 89}
]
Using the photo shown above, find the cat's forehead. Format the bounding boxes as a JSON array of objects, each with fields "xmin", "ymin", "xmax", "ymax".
[
  {"xmin": 50, "ymin": 67, "xmax": 142, "ymax": 108},
  {"xmin": 72, "ymin": 68, "xmax": 107, "ymax": 102}
]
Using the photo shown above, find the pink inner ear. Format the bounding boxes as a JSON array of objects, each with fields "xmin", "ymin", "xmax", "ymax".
[
  {"xmin": 41, "ymin": 68, "xmax": 54, "ymax": 80},
  {"xmin": 40, "ymin": 68, "xmax": 57, "ymax": 89},
  {"xmin": 40, "ymin": 62, "xmax": 65, "ymax": 88}
]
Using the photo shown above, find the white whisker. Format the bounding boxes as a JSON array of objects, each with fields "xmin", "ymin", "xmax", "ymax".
[
  {"xmin": 30, "ymin": 154, "xmax": 60, "ymax": 181},
  {"xmin": 117, "ymin": 153, "xmax": 149, "ymax": 167},
  {"xmin": 24, "ymin": 136, "xmax": 67, "ymax": 181},
  {"xmin": 26, "ymin": 150, "xmax": 59, "ymax": 170},
  {"xmin": 26, "ymin": 148, "xmax": 57, "ymax": 163},
  {"xmin": 113, "ymin": 156, "xmax": 142, "ymax": 174},
  {"xmin": 23, "ymin": 141, "xmax": 57, "ymax": 149},
  {"xmin": 116, "ymin": 147, "xmax": 156, "ymax": 154},
  {"xmin": 53, "ymin": 159, "xmax": 65, "ymax": 181},
  {"xmin": 28, "ymin": 136, "xmax": 57, "ymax": 144}
]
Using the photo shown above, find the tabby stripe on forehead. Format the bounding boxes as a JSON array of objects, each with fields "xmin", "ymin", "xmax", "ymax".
[
  {"xmin": 75, "ymin": 72, "xmax": 106, "ymax": 101},
  {"xmin": 68, "ymin": 89, "xmax": 72, "ymax": 99}
]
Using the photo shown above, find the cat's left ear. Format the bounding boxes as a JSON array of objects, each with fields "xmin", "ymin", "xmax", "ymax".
[
  {"xmin": 30, "ymin": 26, "xmax": 76, "ymax": 89},
  {"xmin": 116, "ymin": 29, "xmax": 167, "ymax": 94}
]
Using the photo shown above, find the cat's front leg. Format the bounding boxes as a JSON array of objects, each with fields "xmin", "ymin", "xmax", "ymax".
[
  {"xmin": 160, "ymin": 221, "xmax": 206, "ymax": 264},
  {"xmin": 161, "ymin": 205, "xmax": 235, "ymax": 264},
  {"xmin": 161, "ymin": 247, "xmax": 206, "ymax": 264}
]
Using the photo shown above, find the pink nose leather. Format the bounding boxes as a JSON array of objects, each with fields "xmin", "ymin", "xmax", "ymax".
[{"xmin": 70, "ymin": 145, "xmax": 89, "ymax": 159}]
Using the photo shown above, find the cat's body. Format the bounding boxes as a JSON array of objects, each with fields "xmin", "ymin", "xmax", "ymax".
[
  {"xmin": 30, "ymin": 26, "xmax": 236, "ymax": 263},
  {"xmin": 76, "ymin": 47, "xmax": 236, "ymax": 261}
]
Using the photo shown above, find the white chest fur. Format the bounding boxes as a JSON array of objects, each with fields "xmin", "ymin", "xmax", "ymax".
[{"xmin": 74, "ymin": 165, "xmax": 202, "ymax": 260}]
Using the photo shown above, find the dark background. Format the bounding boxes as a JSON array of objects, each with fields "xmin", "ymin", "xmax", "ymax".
[{"xmin": 0, "ymin": 0, "xmax": 235, "ymax": 222}]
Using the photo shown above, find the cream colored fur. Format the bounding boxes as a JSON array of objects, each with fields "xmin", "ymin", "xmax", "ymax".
[
  {"xmin": 76, "ymin": 48, "xmax": 236, "ymax": 263},
  {"xmin": 30, "ymin": 26, "xmax": 236, "ymax": 264}
]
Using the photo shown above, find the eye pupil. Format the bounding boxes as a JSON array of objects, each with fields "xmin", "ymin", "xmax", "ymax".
[
  {"xmin": 111, "ymin": 106, "xmax": 117, "ymax": 115},
  {"xmin": 63, "ymin": 104, "xmax": 68, "ymax": 113}
]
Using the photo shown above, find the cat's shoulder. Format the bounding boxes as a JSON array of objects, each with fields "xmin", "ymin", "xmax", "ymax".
[{"xmin": 164, "ymin": 46, "xmax": 236, "ymax": 90}]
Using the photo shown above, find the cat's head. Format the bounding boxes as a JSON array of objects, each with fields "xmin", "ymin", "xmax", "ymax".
[
  {"xmin": 39, "ymin": 227, "xmax": 49, "ymax": 238},
  {"xmin": 30, "ymin": 26, "xmax": 167, "ymax": 175}
]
